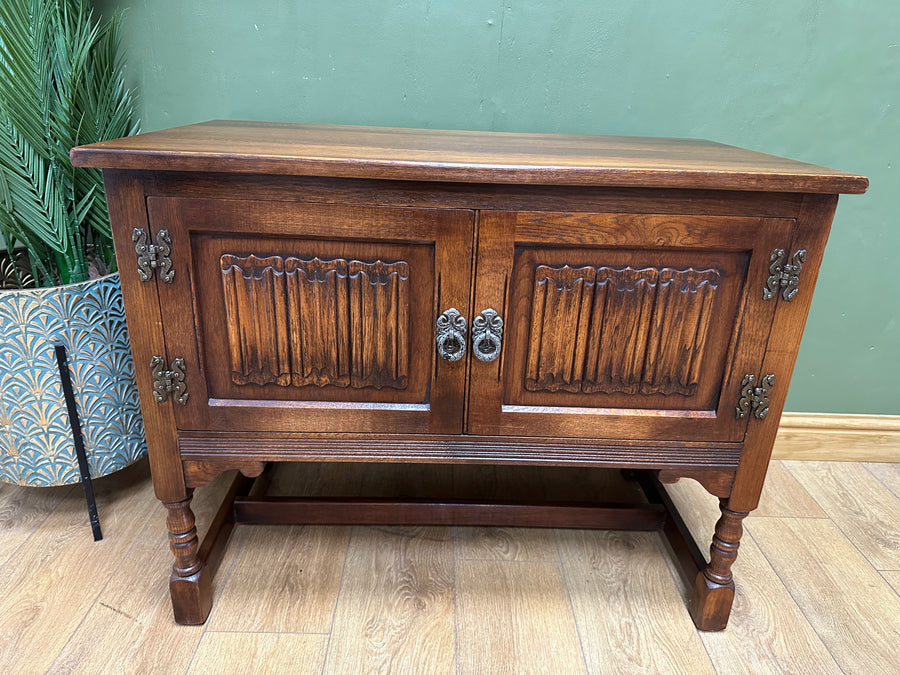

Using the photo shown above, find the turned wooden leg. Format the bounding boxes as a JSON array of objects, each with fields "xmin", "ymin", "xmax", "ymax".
[
  {"xmin": 690, "ymin": 500, "xmax": 748, "ymax": 631},
  {"xmin": 164, "ymin": 492, "xmax": 212, "ymax": 625}
]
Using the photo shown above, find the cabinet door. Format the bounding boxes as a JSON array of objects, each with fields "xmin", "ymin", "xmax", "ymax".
[
  {"xmin": 147, "ymin": 197, "xmax": 473, "ymax": 434},
  {"xmin": 467, "ymin": 210, "xmax": 792, "ymax": 442}
]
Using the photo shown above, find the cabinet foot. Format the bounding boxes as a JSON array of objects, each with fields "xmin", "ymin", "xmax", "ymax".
[
  {"xmin": 169, "ymin": 568, "xmax": 213, "ymax": 625},
  {"xmin": 164, "ymin": 492, "xmax": 213, "ymax": 625},
  {"xmin": 690, "ymin": 570, "xmax": 735, "ymax": 631},
  {"xmin": 689, "ymin": 500, "xmax": 748, "ymax": 630}
]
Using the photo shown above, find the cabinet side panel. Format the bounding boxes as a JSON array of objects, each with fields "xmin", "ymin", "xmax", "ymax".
[
  {"xmin": 103, "ymin": 170, "xmax": 187, "ymax": 501},
  {"xmin": 731, "ymin": 195, "xmax": 838, "ymax": 510}
]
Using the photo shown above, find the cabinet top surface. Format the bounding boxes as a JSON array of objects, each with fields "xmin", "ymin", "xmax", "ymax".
[{"xmin": 70, "ymin": 120, "xmax": 868, "ymax": 194}]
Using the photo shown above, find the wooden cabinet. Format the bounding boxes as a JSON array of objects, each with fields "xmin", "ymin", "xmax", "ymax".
[{"xmin": 71, "ymin": 121, "xmax": 867, "ymax": 630}]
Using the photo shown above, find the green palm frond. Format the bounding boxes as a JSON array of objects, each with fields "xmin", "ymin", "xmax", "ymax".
[
  {"xmin": 0, "ymin": 113, "xmax": 67, "ymax": 252},
  {"xmin": 69, "ymin": 10, "xmax": 137, "ymax": 242},
  {"xmin": 0, "ymin": 0, "xmax": 137, "ymax": 288},
  {"xmin": 0, "ymin": 0, "xmax": 55, "ymax": 158}
]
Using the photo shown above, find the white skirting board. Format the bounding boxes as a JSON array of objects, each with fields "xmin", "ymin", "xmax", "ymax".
[{"xmin": 773, "ymin": 413, "xmax": 900, "ymax": 462}]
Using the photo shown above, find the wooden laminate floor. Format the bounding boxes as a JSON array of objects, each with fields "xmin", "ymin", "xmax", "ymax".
[{"xmin": 1, "ymin": 459, "xmax": 898, "ymax": 674}]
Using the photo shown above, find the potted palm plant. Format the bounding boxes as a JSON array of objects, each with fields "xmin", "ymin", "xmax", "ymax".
[{"xmin": 0, "ymin": 0, "xmax": 144, "ymax": 486}]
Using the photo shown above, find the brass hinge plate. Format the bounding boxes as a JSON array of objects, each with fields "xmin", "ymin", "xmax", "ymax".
[
  {"xmin": 763, "ymin": 248, "xmax": 806, "ymax": 301},
  {"xmin": 133, "ymin": 228, "xmax": 174, "ymax": 283},
  {"xmin": 735, "ymin": 373, "xmax": 775, "ymax": 420},
  {"xmin": 151, "ymin": 356, "xmax": 189, "ymax": 405}
]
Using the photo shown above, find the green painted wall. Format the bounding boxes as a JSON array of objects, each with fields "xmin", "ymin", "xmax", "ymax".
[{"xmin": 97, "ymin": 0, "xmax": 898, "ymax": 414}]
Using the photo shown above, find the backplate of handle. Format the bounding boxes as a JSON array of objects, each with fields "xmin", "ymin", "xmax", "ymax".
[
  {"xmin": 472, "ymin": 308, "xmax": 503, "ymax": 362},
  {"xmin": 435, "ymin": 308, "xmax": 467, "ymax": 361}
]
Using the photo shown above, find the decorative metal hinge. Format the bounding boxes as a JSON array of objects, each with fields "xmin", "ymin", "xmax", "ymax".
[
  {"xmin": 763, "ymin": 248, "xmax": 806, "ymax": 301},
  {"xmin": 151, "ymin": 356, "xmax": 190, "ymax": 405},
  {"xmin": 133, "ymin": 228, "xmax": 174, "ymax": 283},
  {"xmin": 735, "ymin": 373, "xmax": 775, "ymax": 420}
]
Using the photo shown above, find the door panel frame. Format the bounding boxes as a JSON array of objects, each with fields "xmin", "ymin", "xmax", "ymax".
[
  {"xmin": 147, "ymin": 196, "xmax": 474, "ymax": 434},
  {"xmin": 467, "ymin": 210, "xmax": 793, "ymax": 442}
]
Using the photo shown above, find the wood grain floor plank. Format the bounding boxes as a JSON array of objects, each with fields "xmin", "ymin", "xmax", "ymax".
[
  {"xmin": 696, "ymin": 536, "xmax": 841, "ymax": 674},
  {"xmin": 747, "ymin": 517, "xmax": 900, "ymax": 674},
  {"xmin": 0, "ymin": 482, "xmax": 73, "ymax": 567},
  {"xmin": 0, "ymin": 461, "xmax": 157, "ymax": 673},
  {"xmin": 48, "ymin": 471, "xmax": 237, "ymax": 674},
  {"xmin": 323, "ymin": 526, "xmax": 455, "ymax": 675},
  {"xmin": 663, "ymin": 477, "xmax": 841, "ymax": 673},
  {"xmin": 556, "ymin": 529, "xmax": 714, "ymax": 675},
  {"xmin": 785, "ymin": 460, "xmax": 900, "ymax": 569},
  {"xmin": 456, "ymin": 559, "xmax": 585, "ymax": 675},
  {"xmin": 864, "ymin": 462, "xmax": 900, "ymax": 500},
  {"xmin": 7, "ymin": 456, "xmax": 899, "ymax": 674},
  {"xmin": 206, "ymin": 523, "xmax": 350, "ymax": 633},
  {"xmin": 188, "ymin": 632, "xmax": 328, "ymax": 675},
  {"xmin": 453, "ymin": 465, "xmax": 561, "ymax": 562},
  {"xmin": 455, "ymin": 525, "xmax": 559, "ymax": 561},
  {"xmin": 881, "ymin": 569, "xmax": 900, "ymax": 595},
  {"xmin": 753, "ymin": 460, "xmax": 827, "ymax": 518}
]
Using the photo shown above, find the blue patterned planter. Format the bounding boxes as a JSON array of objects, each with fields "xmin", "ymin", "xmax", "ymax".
[{"xmin": 0, "ymin": 273, "xmax": 146, "ymax": 486}]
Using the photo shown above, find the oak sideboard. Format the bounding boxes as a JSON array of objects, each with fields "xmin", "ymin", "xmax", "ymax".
[{"xmin": 71, "ymin": 121, "xmax": 867, "ymax": 629}]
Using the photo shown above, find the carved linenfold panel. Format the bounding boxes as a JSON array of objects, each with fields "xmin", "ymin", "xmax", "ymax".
[
  {"xmin": 284, "ymin": 256, "xmax": 351, "ymax": 388},
  {"xmin": 347, "ymin": 259, "xmax": 410, "ymax": 389},
  {"xmin": 584, "ymin": 266, "xmax": 660, "ymax": 395},
  {"xmin": 525, "ymin": 264, "xmax": 721, "ymax": 397},
  {"xmin": 221, "ymin": 255, "xmax": 293, "ymax": 387},
  {"xmin": 526, "ymin": 265, "xmax": 597, "ymax": 392},
  {"xmin": 220, "ymin": 254, "xmax": 409, "ymax": 390},
  {"xmin": 641, "ymin": 268, "xmax": 720, "ymax": 396}
]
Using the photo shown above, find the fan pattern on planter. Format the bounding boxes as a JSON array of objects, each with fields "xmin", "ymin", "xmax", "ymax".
[{"xmin": 0, "ymin": 274, "xmax": 146, "ymax": 486}]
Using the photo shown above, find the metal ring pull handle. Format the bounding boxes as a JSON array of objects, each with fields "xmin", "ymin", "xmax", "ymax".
[
  {"xmin": 472, "ymin": 308, "xmax": 503, "ymax": 362},
  {"xmin": 436, "ymin": 308, "xmax": 467, "ymax": 362}
]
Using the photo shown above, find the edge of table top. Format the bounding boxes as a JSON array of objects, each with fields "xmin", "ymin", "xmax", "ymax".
[{"xmin": 70, "ymin": 120, "xmax": 869, "ymax": 194}]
